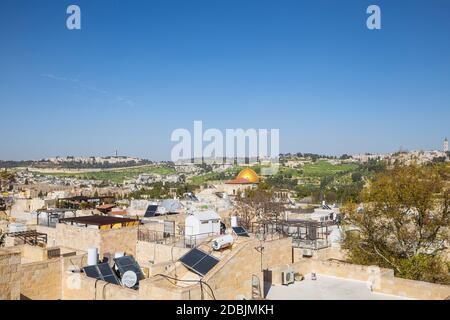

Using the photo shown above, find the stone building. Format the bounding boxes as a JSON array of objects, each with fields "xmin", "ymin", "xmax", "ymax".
[{"xmin": 1, "ymin": 213, "xmax": 450, "ymax": 300}]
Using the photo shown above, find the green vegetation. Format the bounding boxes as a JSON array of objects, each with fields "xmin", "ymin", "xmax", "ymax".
[
  {"xmin": 127, "ymin": 182, "xmax": 196, "ymax": 199},
  {"xmin": 300, "ymin": 161, "xmax": 359, "ymax": 177},
  {"xmin": 191, "ymin": 159, "xmax": 379, "ymax": 203},
  {"xmin": 341, "ymin": 163, "xmax": 450, "ymax": 284},
  {"xmin": 0, "ymin": 169, "xmax": 15, "ymax": 192},
  {"xmin": 35, "ymin": 165, "xmax": 176, "ymax": 184},
  {"xmin": 266, "ymin": 160, "xmax": 375, "ymax": 203},
  {"xmin": 33, "ymin": 158, "xmax": 388, "ymax": 204},
  {"xmin": 191, "ymin": 172, "xmax": 224, "ymax": 186}
]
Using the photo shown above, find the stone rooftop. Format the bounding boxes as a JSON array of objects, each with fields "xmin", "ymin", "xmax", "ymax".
[{"xmin": 266, "ymin": 274, "xmax": 409, "ymax": 300}]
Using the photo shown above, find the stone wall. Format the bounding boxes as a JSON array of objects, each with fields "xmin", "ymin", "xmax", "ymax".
[
  {"xmin": 55, "ymin": 223, "xmax": 101, "ymax": 254},
  {"xmin": 0, "ymin": 248, "xmax": 21, "ymax": 300},
  {"xmin": 20, "ymin": 258, "xmax": 62, "ymax": 300},
  {"xmin": 62, "ymin": 272, "xmax": 140, "ymax": 300},
  {"xmin": 139, "ymin": 276, "xmax": 203, "ymax": 300},
  {"xmin": 100, "ymin": 226, "xmax": 138, "ymax": 257},
  {"xmin": 36, "ymin": 225, "xmax": 58, "ymax": 247},
  {"xmin": 54, "ymin": 223, "xmax": 138, "ymax": 258},
  {"xmin": 276, "ymin": 259, "xmax": 393, "ymax": 284},
  {"xmin": 279, "ymin": 259, "xmax": 450, "ymax": 300},
  {"xmin": 136, "ymin": 241, "xmax": 189, "ymax": 265},
  {"xmin": 21, "ymin": 245, "xmax": 47, "ymax": 262},
  {"xmin": 378, "ymin": 274, "xmax": 450, "ymax": 300},
  {"xmin": 293, "ymin": 245, "xmax": 346, "ymax": 262},
  {"xmin": 4, "ymin": 236, "xmax": 17, "ymax": 247},
  {"xmin": 202, "ymin": 237, "xmax": 293, "ymax": 300}
]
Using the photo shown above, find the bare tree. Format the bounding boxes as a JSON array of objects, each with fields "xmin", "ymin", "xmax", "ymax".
[{"xmin": 233, "ymin": 188, "xmax": 284, "ymax": 229}]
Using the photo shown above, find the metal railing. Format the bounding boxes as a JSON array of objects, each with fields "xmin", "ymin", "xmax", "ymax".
[
  {"xmin": 292, "ymin": 239, "xmax": 329, "ymax": 250},
  {"xmin": 138, "ymin": 229, "xmax": 219, "ymax": 248},
  {"xmin": 251, "ymin": 219, "xmax": 332, "ymax": 250}
]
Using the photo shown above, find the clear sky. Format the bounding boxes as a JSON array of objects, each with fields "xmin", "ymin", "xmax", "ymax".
[{"xmin": 1, "ymin": 0, "xmax": 449, "ymax": 160}]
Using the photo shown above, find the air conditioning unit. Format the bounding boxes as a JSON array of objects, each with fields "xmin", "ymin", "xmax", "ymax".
[
  {"xmin": 281, "ymin": 270, "xmax": 295, "ymax": 285},
  {"xmin": 302, "ymin": 249, "xmax": 313, "ymax": 257}
]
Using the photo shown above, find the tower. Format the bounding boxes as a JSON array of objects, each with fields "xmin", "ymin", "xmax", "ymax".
[{"xmin": 444, "ymin": 138, "xmax": 449, "ymax": 153}]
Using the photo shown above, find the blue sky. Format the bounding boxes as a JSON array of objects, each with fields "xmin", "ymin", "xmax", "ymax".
[{"xmin": 0, "ymin": 0, "xmax": 449, "ymax": 160}]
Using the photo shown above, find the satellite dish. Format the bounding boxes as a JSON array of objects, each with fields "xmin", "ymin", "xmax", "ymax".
[{"xmin": 122, "ymin": 270, "xmax": 138, "ymax": 288}]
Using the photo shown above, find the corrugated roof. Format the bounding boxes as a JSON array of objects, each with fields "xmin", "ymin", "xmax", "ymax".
[{"xmin": 190, "ymin": 211, "xmax": 220, "ymax": 221}]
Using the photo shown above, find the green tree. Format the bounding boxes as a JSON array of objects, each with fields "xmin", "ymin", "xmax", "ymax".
[
  {"xmin": 351, "ymin": 172, "xmax": 362, "ymax": 182},
  {"xmin": 341, "ymin": 164, "xmax": 450, "ymax": 284},
  {"xmin": 324, "ymin": 190, "xmax": 337, "ymax": 203}
]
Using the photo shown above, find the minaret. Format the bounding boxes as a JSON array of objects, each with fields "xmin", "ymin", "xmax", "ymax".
[{"xmin": 444, "ymin": 138, "xmax": 449, "ymax": 153}]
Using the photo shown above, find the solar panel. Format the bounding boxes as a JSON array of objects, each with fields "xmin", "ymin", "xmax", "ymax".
[
  {"xmin": 190, "ymin": 195, "xmax": 199, "ymax": 202},
  {"xmin": 144, "ymin": 205, "xmax": 158, "ymax": 217},
  {"xmin": 232, "ymin": 226, "xmax": 250, "ymax": 237},
  {"xmin": 179, "ymin": 248, "xmax": 220, "ymax": 276},
  {"xmin": 114, "ymin": 255, "xmax": 145, "ymax": 281},
  {"xmin": 180, "ymin": 248, "xmax": 207, "ymax": 267},
  {"xmin": 194, "ymin": 255, "xmax": 220, "ymax": 276},
  {"xmin": 83, "ymin": 265, "xmax": 100, "ymax": 278},
  {"xmin": 98, "ymin": 263, "xmax": 115, "ymax": 276},
  {"xmin": 83, "ymin": 263, "xmax": 120, "ymax": 285}
]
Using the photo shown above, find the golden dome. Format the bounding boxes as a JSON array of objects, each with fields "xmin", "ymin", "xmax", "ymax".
[{"xmin": 236, "ymin": 168, "xmax": 259, "ymax": 183}]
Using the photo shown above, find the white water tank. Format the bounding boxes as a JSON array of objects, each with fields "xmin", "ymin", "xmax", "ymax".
[
  {"xmin": 212, "ymin": 235, "xmax": 234, "ymax": 251},
  {"xmin": 87, "ymin": 247, "xmax": 98, "ymax": 266},
  {"xmin": 114, "ymin": 252, "xmax": 124, "ymax": 259},
  {"xmin": 230, "ymin": 216, "xmax": 238, "ymax": 228}
]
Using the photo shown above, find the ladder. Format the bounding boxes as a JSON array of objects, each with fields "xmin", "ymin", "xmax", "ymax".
[{"xmin": 251, "ymin": 274, "xmax": 263, "ymax": 300}]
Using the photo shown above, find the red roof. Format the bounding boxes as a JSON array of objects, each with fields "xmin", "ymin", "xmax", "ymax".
[
  {"xmin": 110, "ymin": 210, "xmax": 127, "ymax": 216},
  {"xmin": 96, "ymin": 204, "xmax": 116, "ymax": 210},
  {"xmin": 225, "ymin": 177, "xmax": 255, "ymax": 184}
]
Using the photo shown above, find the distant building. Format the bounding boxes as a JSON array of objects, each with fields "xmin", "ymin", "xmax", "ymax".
[{"xmin": 444, "ymin": 137, "xmax": 449, "ymax": 153}]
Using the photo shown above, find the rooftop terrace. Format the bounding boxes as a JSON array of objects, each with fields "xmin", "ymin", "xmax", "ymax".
[{"xmin": 266, "ymin": 274, "xmax": 409, "ymax": 300}]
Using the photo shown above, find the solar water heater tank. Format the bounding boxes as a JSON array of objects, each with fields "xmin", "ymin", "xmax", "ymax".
[
  {"xmin": 212, "ymin": 234, "xmax": 234, "ymax": 250},
  {"xmin": 114, "ymin": 252, "xmax": 124, "ymax": 259},
  {"xmin": 87, "ymin": 247, "xmax": 98, "ymax": 266},
  {"xmin": 230, "ymin": 216, "xmax": 238, "ymax": 227}
]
